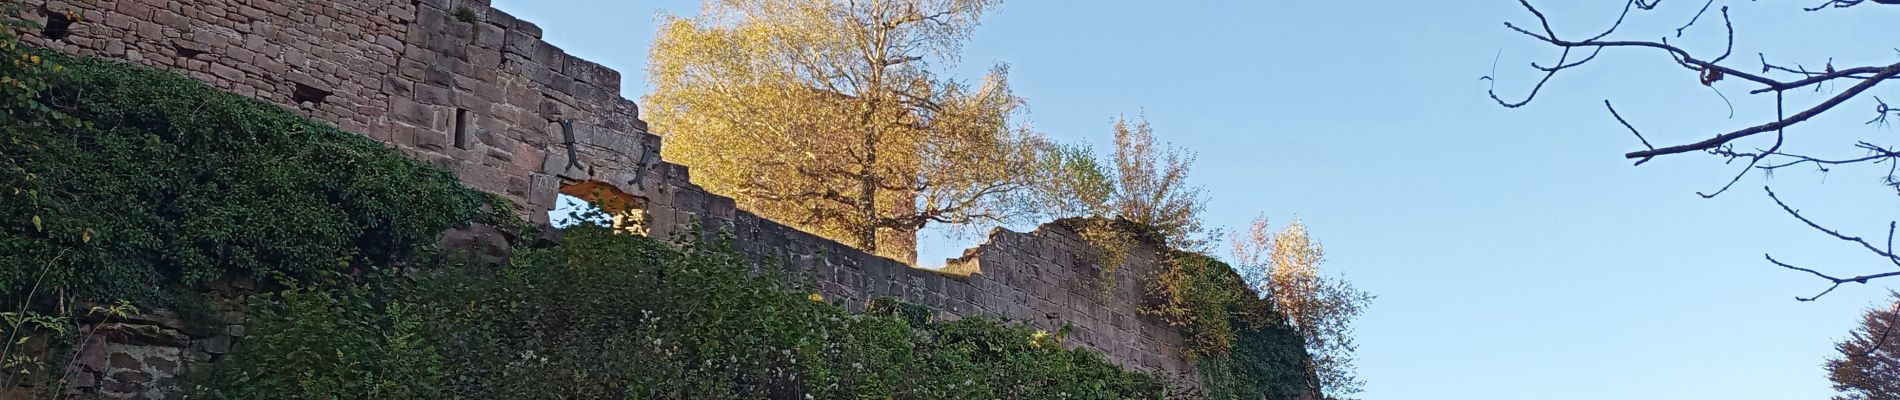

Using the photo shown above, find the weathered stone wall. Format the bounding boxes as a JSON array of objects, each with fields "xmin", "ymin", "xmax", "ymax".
[
  {"xmin": 720, "ymin": 212, "xmax": 1202, "ymax": 378},
  {"xmin": 12, "ymin": 0, "xmax": 1204, "ymax": 391},
  {"xmin": 18, "ymin": 0, "xmax": 663, "ymax": 225},
  {"xmin": 41, "ymin": 292, "xmax": 254, "ymax": 399}
]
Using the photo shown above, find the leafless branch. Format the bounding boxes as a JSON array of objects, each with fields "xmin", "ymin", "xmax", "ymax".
[
  {"xmin": 1627, "ymin": 63, "xmax": 1900, "ymax": 160},
  {"xmin": 1769, "ymin": 254, "xmax": 1900, "ymax": 301},
  {"xmin": 1763, "ymin": 186, "xmax": 1900, "ymax": 300},
  {"xmin": 1494, "ymin": 1, "xmax": 1900, "ymax": 162},
  {"xmin": 1870, "ymin": 97, "xmax": 1900, "ymax": 126},
  {"xmin": 1693, "ymin": 91, "xmax": 1786, "ymax": 198},
  {"xmin": 1768, "ymin": 187, "xmax": 1900, "ymax": 265},
  {"xmin": 1756, "ymin": 142, "xmax": 1900, "ymax": 172},
  {"xmin": 1495, "ymin": 1, "xmax": 1900, "ymax": 300},
  {"xmin": 1482, "ymin": 0, "xmax": 1644, "ymax": 108},
  {"xmin": 1605, "ymin": 100, "xmax": 1656, "ymax": 165},
  {"xmin": 1676, "ymin": 0, "xmax": 1716, "ymax": 37}
]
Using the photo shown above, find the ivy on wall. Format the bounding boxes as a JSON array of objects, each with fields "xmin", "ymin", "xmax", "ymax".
[
  {"xmin": 0, "ymin": 49, "xmax": 487, "ymax": 305},
  {"xmin": 1148, "ymin": 252, "xmax": 1315, "ymax": 399},
  {"xmin": 1065, "ymin": 217, "xmax": 1317, "ymax": 398}
]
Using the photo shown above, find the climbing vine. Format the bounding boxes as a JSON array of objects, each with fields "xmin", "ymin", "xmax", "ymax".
[{"xmin": 1146, "ymin": 252, "xmax": 1313, "ymax": 399}]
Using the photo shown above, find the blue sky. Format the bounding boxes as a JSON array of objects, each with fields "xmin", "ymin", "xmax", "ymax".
[{"xmin": 500, "ymin": 1, "xmax": 1900, "ymax": 398}]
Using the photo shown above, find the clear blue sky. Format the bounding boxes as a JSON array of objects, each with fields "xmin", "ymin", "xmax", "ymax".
[{"xmin": 499, "ymin": 1, "xmax": 1900, "ymax": 398}]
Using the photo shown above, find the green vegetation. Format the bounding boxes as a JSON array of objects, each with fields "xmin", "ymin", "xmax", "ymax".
[
  {"xmin": 1053, "ymin": 217, "xmax": 1318, "ymax": 399},
  {"xmin": 1148, "ymin": 251, "xmax": 1314, "ymax": 400},
  {"xmin": 1040, "ymin": 114, "xmax": 1346, "ymax": 398},
  {"xmin": 0, "ymin": 41, "xmax": 1201, "ymax": 398},
  {"xmin": 0, "ymin": 49, "xmax": 489, "ymax": 305},
  {"xmin": 646, "ymin": 0, "xmax": 1340, "ymax": 396},
  {"xmin": 205, "ymin": 224, "xmax": 1167, "ymax": 399}
]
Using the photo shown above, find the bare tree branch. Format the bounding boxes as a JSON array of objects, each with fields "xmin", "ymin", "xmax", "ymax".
[
  {"xmin": 1756, "ymin": 142, "xmax": 1900, "ymax": 172},
  {"xmin": 1627, "ymin": 65, "xmax": 1898, "ymax": 158},
  {"xmin": 1762, "ymin": 186, "xmax": 1900, "ymax": 300},
  {"xmin": 1605, "ymin": 100, "xmax": 1657, "ymax": 165},
  {"xmin": 1493, "ymin": 1, "xmax": 1900, "ymax": 298},
  {"xmin": 1768, "ymin": 187, "xmax": 1900, "ymax": 265},
  {"xmin": 1494, "ymin": 1, "xmax": 1900, "ymax": 162},
  {"xmin": 1768, "ymin": 254, "xmax": 1900, "ymax": 301}
]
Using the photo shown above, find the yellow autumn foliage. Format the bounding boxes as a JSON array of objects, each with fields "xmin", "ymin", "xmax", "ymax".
[{"xmin": 645, "ymin": 0, "xmax": 1045, "ymax": 262}]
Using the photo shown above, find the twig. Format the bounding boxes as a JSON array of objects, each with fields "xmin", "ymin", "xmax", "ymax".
[
  {"xmin": 1866, "ymin": 296, "xmax": 1900, "ymax": 357},
  {"xmin": 1627, "ymin": 62, "xmax": 1900, "ymax": 160},
  {"xmin": 1768, "ymin": 187, "xmax": 1900, "ymax": 264},
  {"xmin": 1676, "ymin": 0, "xmax": 1717, "ymax": 37},
  {"xmin": 1605, "ymin": 100, "xmax": 1656, "ymax": 165},
  {"xmin": 1767, "ymin": 254, "xmax": 1900, "ymax": 301}
]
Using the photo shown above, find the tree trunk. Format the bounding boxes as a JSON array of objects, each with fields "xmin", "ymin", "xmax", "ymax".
[{"xmin": 856, "ymin": 93, "xmax": 880, "ymax": 253}]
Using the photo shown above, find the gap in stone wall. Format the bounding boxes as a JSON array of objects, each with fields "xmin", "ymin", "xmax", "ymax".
[
  {"xmin": 291, "ymin": 82, "xmax": 330, "ymax": 107},
  {"xmin": 556, "ymin": 180, "xmax": 646, "ymax": 234},
  {"xmin": 172, "ymin": 43, "xmax": 204, "ymax": 59},
  {"xmin": 39, "ymin": 8, "xmax": 70, "ymax": 41},
  {"xmin": 453, "ymin": 108, "xmax": 470, "ymax": 149},
  {"xmin": 550, "ymin": 193, "xmax": 605, "ymax": 228}
]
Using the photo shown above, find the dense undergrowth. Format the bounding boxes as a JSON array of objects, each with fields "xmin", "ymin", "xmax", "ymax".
[
  {"xmin": 1063, "ymin": 218, "xmax": 1315, "ymax": 399},
  {"xmin": 203, "ymin": 224, "xmax": 1170, "ymax": 399},
  {"xmin": 0, "ymin": 50, "xmax": 487, "ymax": 306}
]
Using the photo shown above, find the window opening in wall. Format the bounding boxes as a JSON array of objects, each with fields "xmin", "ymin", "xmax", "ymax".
[
  {"xmin": 454, "ymin": 108, "xmax": 471, "ymax": 150},
  {"xmin": 173, "ymin": 44, "xmax": 205, "ymax": 58},
  {"xmin": 291, "ymin": 82, "xmax": 331, "ymax": 107},
  {"xmin": 553, "ymin": 181, "xmax": 647, "ymax": 235},
  {"xmin": 41, "ymin": 9, "xmax": 73, "ymax": 41},
  {"xmin": 551, "ymin": 194, "xmax": 607, "ymax": 228}
]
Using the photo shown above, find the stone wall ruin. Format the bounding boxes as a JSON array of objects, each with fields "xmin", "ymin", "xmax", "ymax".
[{"xmin": 13, "ymin": 0, "xmax": 1215, "ymax": 395}]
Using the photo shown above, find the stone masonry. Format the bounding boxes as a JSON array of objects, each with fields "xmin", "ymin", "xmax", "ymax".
[
  {"xmin": 18, "ymin": 0, "xmax": 657, "ymax": 225},
  {"xmin": 13, "ymin": 0, "xmax": 1216, "ymax": 393}
]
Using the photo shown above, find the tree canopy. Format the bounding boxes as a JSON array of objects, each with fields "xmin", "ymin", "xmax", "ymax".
[
  {"xmin": 1827, "ymin": 292, "xmax": 1900, "ymax": 400},
  {"xmin": 1233, "ymin": 215, "xmax": 1372, "ymax": 399},
  {"xmin": 646, "ymin": 0, "xmax": 1042, "ymax": 261},
  {"xmin": 1035, "ymin": 115, "xmax": 1212, "ymax": 251}
]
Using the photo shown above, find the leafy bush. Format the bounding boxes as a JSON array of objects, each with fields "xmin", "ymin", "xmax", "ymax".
[
  {"xmin": 1145, "ymin": 251, "xmax": 1315, "ymax": 399},
  {"xmin": 203, "ymin": 224, "xmax": 1167, "ymax": 399},
  {"xmin": 0, "ymin": 50, "xmax": 487, "ymax": 304},
  {"xmin": 1197, "ymin": 323, "xmax": 1315, "ymax": 400},
  {"xmin": 196, "ymin": 277, "xmax": 443, "ymax": 399}
]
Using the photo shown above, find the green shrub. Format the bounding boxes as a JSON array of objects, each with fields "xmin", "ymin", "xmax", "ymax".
[
  {"xmin": 0, "ymin": 50, "xmax": 486, "ymax": 304},
  {"xmin": 202, "ymin": 224, "xmax": 1167, "ymax": 399},
  {"xmin": 1145, "ymin": 251, "xmax": 1314, "ymax": 398},
  {"xmin": 204, "ymin": 277, "xmax": 443, "ymax": 398},
  {"xmin": 1198, "ymin": 323, "xmax": 1314, "ymax": 400}
]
